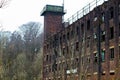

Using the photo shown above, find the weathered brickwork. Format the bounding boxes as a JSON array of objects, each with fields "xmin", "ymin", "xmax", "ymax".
[{"xmin": 42, "ymin": 0, "xmax": 120, "ymax": 80}]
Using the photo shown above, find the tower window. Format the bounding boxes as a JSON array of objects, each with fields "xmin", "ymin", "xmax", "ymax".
[{"xmin": 110, "ymin": 48, "xmax": 114, "ymax": 60}]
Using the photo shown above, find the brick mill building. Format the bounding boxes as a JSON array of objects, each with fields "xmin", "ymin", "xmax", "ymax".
[{"xmin": 41, "ymin": 0, "xmax": 120, "ymax": 80}]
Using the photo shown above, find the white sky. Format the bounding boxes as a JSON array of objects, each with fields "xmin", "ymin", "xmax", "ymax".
[{"xmin": 0, "ymin": 0, "xmax": 94, "ymax": 32}]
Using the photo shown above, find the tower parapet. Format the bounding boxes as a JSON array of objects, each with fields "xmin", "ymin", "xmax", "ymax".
[{"xmin": 41, "ymin": 5, "xmax": 65, "ymax": 40}]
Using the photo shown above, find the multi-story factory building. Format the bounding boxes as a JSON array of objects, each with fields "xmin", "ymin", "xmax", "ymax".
[{"xmin": 41, "ymin": 0, "xmax": 120, "ymax": 80}]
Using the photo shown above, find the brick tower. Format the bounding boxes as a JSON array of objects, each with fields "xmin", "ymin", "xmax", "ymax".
[
  {"xmin": 41, "ymin": 5, "xmax": 65, "ymax": 80},
  {"xmin": 41, "ymin": 5, "xmax": 65, "ymax": 40}
]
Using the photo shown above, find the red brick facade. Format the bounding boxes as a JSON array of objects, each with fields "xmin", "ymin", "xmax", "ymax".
[{"xmin": 42, "ymin": 0, "xmax": 120, "ymax": 80}]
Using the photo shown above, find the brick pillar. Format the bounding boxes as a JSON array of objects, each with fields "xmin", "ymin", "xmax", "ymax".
[
  {"xmin": 113, "ymin": 1, "xmax": 120, "ymax": 79},
  {"xmin": 104, "ymin": 7, "xmax": 110, "ymax": 80}
]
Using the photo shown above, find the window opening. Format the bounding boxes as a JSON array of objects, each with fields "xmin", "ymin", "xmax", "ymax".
[
  {"xmin": 76, "ymin": 26, "xmax": 80, "ymax": 35},
  {"xmin": 62, "ymin": 48, "xmax": 65, "ymax": 56},
  {"xmin": 110, "ymin": 48, "xmax": 114, "ymax": 60},
  {"xmin": 71, "ymin": 29, "xmax": 74, "ymax": 38},
  {"xmin": 76, "ymin": 42, "xmax": 79, "ymax": 51},
  {"xmin": 110, "ymin": 27, "xmax": 114, "ymax": 39},
  {"xmin": 81, "ymin": 23, "xmax": 84, "ymax": 34},
  {"xmin": 46, "ymin": 55, "xmax": 49, "ymax": 61},
  {"xmin": 101, "ymin": 31, "xmax": 105, "ymax": 42},
  {"xmin": 67, "ymin": 32, "xmax": 70, "ymax": 40},
  {"xmin": 101, "ymin": 50, "xmax": 105, "ymax": 62},
  {"xmin": 101, "ymin": 13, "xmax": 105, "ymax": 22},
  {"xmin": 87, "ymin": 20, "xmax": 90, "ymax": 30},
  {"xmin": 94, "ymin": 53, "xmax": 98, "ymax": 63},
  {"xmin": 87, "ymin": 57, "xmax": 90, "ymax": 63},
  {"xmin": 109, "ymin": 7, "xmax": 114, "ymax": 19}
]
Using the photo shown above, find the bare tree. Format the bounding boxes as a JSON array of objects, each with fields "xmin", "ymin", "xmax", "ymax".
[
  {"xmin": 0, "ymin": 0, "xmax": 11, "ymax": 8},
  {"xmin": 19, "ymin": 22, "xmax": 42, "ymax": 61},
  {"xmin": 0, "ymin": 21, "xmax": 43, "ymax": 79}
]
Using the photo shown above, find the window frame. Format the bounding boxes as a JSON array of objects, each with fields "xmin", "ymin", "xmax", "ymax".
[{"xmin": 110, "ymin": 48, "xmax": 114, "ymax": 60}]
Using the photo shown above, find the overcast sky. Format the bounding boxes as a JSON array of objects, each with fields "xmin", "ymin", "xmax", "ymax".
[{"xmin": 0, "ymin": 0, "xmax": 94, "ymax": 32}]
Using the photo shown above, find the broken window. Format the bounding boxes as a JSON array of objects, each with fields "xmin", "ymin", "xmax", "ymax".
[
  {"xmin": 60, "ymin": 36, "xmax": 62, "ymax": 44},
  {"xmin": 76, "ymin": 26, "xmax": 80, "ymax": 35},
  {"xmin": 49, "ymin": 65, "xmax": 51, "ymax": 72},
  {"xmin": 53, "ymin": 40, "xmax": 55, "ymax": 48},
  {"xmin": 87, "ymin": 36, "xmax": 90, "ymax": 48},
  {"xmin": 54, "ymin": 35, "xmax": 59, "ymax": 46},
  {"xmin": 87, "ymin": 20, "xmax": 90, "ymax": 30},
  {"xmin": 67, "ymin": 32, "xmax": 70, "ymax": 40},
  {"xmin": 49, "ymin": 55, "xmax": 51, "ymax": 62},
  {"xmin": 63, "ymin": 34, "xmax": 66, "ymax": 42},
  {"xmin": 76, "ymin": 58, "xmax": 79, "ymax": 67},
  {"xmin": 94, "ymin": 17, "xmax": 97, "ymax": 22},
  {"xmin": 93, "ymin": 33, "xmax": 97, "ymax": 40},
  {"xmin": 62, "ymin": 62, "xmax": 65, "ymax": 69},
  {"xmin": 62, "ymin": 48, "xmax": 65, "ymax": 56},
  {"xmin": 110, "ymin": 27, "xmax": 114, "ymax": 39},
  {"xmin": 58, "ymin": 63, "xmax": 61, "ymax": 70},
  {"xmin": 110, "ymin": 48, "xmax": 114, "ymax": 60},
  {"xmin": 109, "ymin": 7, "xmax": 114, "ymax": 19},
  {"xmin": 52, "ymin": 63, "xmax": 57, "ymax": 72},
  {"xmin": 54, "ymin": 49, "xmax": 58, "ymax": 58},
  {"xmin": 58, "ymin": 78, "xmax": 60, "ymax": 80},
  {"xmin": 102, "ymin": 13, "xmax": 105, "ymax": 22},
  {"xmin": 46, "ymin": 67, "xmax": 49, "ymax": 73},
  {"xmin": 71, "ymin": 29, "xmax": 74, "ymax": 38},
  {"xmin": 66, "ymin": 46, "xmax": 69, "ymax": 54},
  {"xmin": 46, "ymin": 55, "xmax": 49, "ymax": 61},
  {"xmin": 76, "ymin": 42, "xmax": 79, "ymax": 51},
  {"xmin": 94, "ymin": 53, "xmax": 98, "ymax": 63},
  {"xmin": 87, "ymin": 57, "xmax": 90, "ymax": 63},
  {"xmin": 101, "ymin": 50, "xmax": 105, "ymax": 62},
  {"xmin": 110, "ymin": 72, "xmax": 115, "ymax": 75},
  {"xmin": 81, "ymin": 57, "xmax": 84, "ymax": 65},
  {"xmin": 101, "ymin": 31, "xmax": 105, "ymax": 42},
  {"xmin": 81, "ymin": 23, "xmax": 84, "ymax": 34}
]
